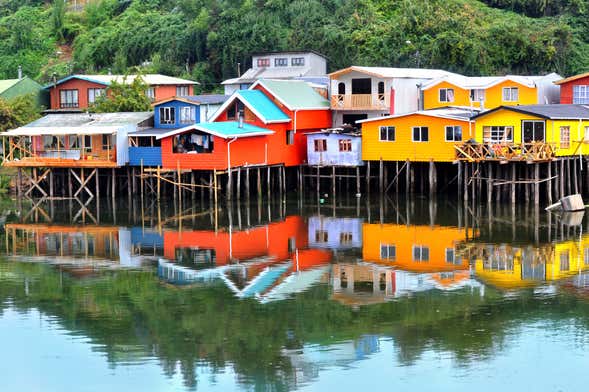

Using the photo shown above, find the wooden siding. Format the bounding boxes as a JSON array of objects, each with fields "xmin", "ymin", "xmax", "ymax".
[
  {"xmin": 307, "ymin": 134, "xmax": 363, "ymax": 166},
  {"xmin": 154, "ymin": 100, "xmax": 200, "ymax": 128},
  {"xmin": 129, "ymin": 147, "xmax": 162, "ymax": 166},
  {"xmin": 361, "ymin": 114, "xmax": 473, "ymax": 162},
  {"xmin": 559, "ymin": 75, "xmax": 589, "ymax": 104}
]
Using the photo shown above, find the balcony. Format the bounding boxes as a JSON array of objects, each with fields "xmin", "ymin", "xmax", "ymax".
[
  {"xmin": 331, "ymin": 94, "xmax": 390, "ymax": 110},
  {"xmin": 454, "ymin": 141, "xmax": 556, "ymax": 163}
]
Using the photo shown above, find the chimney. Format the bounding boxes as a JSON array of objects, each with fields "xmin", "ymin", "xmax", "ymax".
[
  {"xmin": 238, "ymin": 110, "xmax": 244, "ymax": 128},
  {"xmin": 17, "ymin": 65, "xmax": 22, "ymax": 79}
]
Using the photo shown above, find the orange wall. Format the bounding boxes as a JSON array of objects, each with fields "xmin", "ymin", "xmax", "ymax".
[{"xmin": 362, "ymin": 223, "xmax": 469, "ymax": 272}]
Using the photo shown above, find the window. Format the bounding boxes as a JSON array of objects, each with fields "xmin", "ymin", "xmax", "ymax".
[
  {"xmin": 275, "ymin": 58, "xmax": 288, "ymax": 67},
  {"xmin": 314, "ymin": 139, "xmax": 327, "ymax": 152},
  {"xmin": 483, "ymin": 126, "xmax": 513, "ymax": 143},
  {"xmin": 470, "ymin": 89, "xmax": 485, "ymax": 102},
  {"xmin": 180, "ymin": 106, "xmax": 195, "ymax": 124},
  {"xmin": 560, "ymin": 251, "xmax": 570, "ymax": 271},
  {"xmin": 439, "ymin": 88, "xmax": 454, "ymax": 103},
  {"xmin": 413, "ymin": 245, "xmax": 430, "ymax": 262},
  {"xmin": 560, "ymin": 126, "xmax": 570, "ymax": 149},
  {"xmin": 573, "ymin": 85, "xmax": 589, "ymax": 104},
  {"xmin": 173, "ymin": 132, "xmax": 213, "ymax": 154},
  {"xmin": 59, "ymin": 89, "xmax": 79, "ymax": 108},
  {"xmin": 102, "ymin": 134, "xmax": 114, "ymax": 150},
  {"xmin": 585, "ymin": 248, "xmax": 589, "ymax": 265},
  {"xmin": 88, "ymin": 88, "xmax": 105, "ymax": 104},
  {"xmin": 502, "ymin": 87, "xmax": 519, "ymax": 101},
  {"xmin": 522, "ymin": 120, "xmax": 545, "ymax": 143},
  {"xmin": 256, "ymin": 58, "xmax": 270, "ymax": 67},
  {"xmin": 584, "ymin": 126, "xmax": 589, "ymax": 142},
  {"xmin": 339, "ymin": 139, "xmax": 352, "ymax": 152},
  {"xmin": 70, "ymin": 135, "xmax": 92, "ymax": 151},
  {"xmin": 43, "ymin": 135, "xmax": 65, "ymax": 149},
  {"xmin": 286, "ymin": 130, "xmax": 294, "ymax": 145},
  {"xmin": 338, "ymin": 82, "xmax": 346, "ymax": 95},
  {"xmin": 445, "ymin": 125, "xmax": 462, "ymax": 142},
  {"xmin": 379, "ymin": 126, "xmax": 395, "ymax": 141},
  {"xmin": 159, "ymin": 107, "xmax": 176, "ymax": 125},
  {"xmin": 227, "ymin": 102, "xmax": 236, "ymax": 120},
  {"xmin": 412, "ymin": 126, "xmax": 429, "ymax": 142},
  {"xmin": 380, "ymin": 244, "xmax": 396, "ymax": 260},
  {"xmin": 315, "ymin": 230, "xmax": 328, "ymax": 242},
  {"xmin": 146, "ymin": 87, "xmax": 155, "ymax": 101},
  {"xmin": 291, "ymin": 57, "xmax": 305, "ymax": 66},
  {"xmin": 340, "ymin": 232, "xmax": 353, "ymax": 244},
  {"xmin": 445, "ymin": 248, "xmax": 460, "ymax": 264},
  {"xmin": 176, "ymin": 86, "xmax": 189, "ymax": 97}
]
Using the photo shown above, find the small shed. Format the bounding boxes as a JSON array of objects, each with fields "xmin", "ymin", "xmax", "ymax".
[{"xmin": 306, "ymin": 127, "xmax": 363, "ymax": 166}]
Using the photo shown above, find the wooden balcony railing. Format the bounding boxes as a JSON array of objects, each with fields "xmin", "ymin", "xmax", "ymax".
[
  {"xmin": 331, "ymin": 94, "xmax": 389, "ymax": 110},
  {"xmin": 454, "ymin": 141, "xmax": 556, "ymax": 162}
]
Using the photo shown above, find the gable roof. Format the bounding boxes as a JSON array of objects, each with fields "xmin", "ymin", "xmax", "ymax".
[
  {"xmin": 209, "ymin": 90, "xmax": 290, "ymax": 124},
  {"xmin": 251, "ymin": 79, "xmax": 330, "ymax": 111},
  {"xmin": 420, "ymin": 74, "xmax": 542, "ymax": 91},
  {"xmin": 554, "ymin": 72, "xmax": 589, "ymax": 85},
  {"xmin": 357, "ymin": 107, "xmax": 479, "ymax": 124},
  {"xmin": 329, "ymin": 66, "xmax": 454, "ymax": 79},
  {"xmin": 472, "ymin": 104, "xmax": 589, "ymax": 120},
  {"xmin": 46, "ymin": 74, "xmax": 198, "ymax": 89},
  {"xmin": 156, "ymin": 121, "xmax": 274, "ymax": 140},
  {"xmin": 0, "ymin": 78, "xmax": 21, "ymax": 94}
]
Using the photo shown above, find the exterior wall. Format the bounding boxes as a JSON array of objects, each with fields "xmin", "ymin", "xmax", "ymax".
[
  {"xmin": 422, "ymin": 81, "xmax": 470, "ymax": 110},
  {"xmin": 251, "ymin": 52, "xmax": 326, "ymax": 75},
  {"xmin": 30, "ymin": 134, "xmax": 117, "ymax": 163},
  {"xmin": 363, "ymin": 223, "xmax": 469, "ymax": 272},
  {"xmin": 199, "ymin": 103, "xmax": 224, "ymax": 122},
  {"xmin": 152, "ymin": 84, "xmax": 193, "ymax": 102},
  {"xmin": 154, "ymin": 100, "xmax": 200, "ymax": 128},
  {"xmin": 48, "ymin": 79, "xmax": 108, "ymax": 109},
  {"xmin": 306, "ymin": 133, "xmax": 363, "ymax": 166},
  {"xmin": 332, "ymin": 110, "xmax": 389, "ymax": 127},
  {"xmin": 535, "ymin": 74, "xmax": 561, "ymax": 104},
  {"xmin": 362, "ymin": 114, "xmax": 473, "ymax": 162},
  {"xmin": 308, "ymin": 216, "xmax": 363, "ymax": 249},
  {"xmin": 129, "ymin": 147, "xmax": 162, "ymax": 166},
  {"xmin": 559, "ymin": 75, "xmax": 589, "ymax": 104},
  {"xmin": 392, "ymin": 78, "xmax": 423, "ymax": 113},
  {"xmin": 484, "ymin": 80, "xmax": 537, "ymax": 108}
]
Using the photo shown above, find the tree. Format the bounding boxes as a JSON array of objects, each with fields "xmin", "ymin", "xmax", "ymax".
[
  {"xmin": 90, "ymin": 75, "xmax": 152, "ymax": 112},
  {"xmin": 0, "ymin": 94, "xmax": 41, "ymax": 132}
]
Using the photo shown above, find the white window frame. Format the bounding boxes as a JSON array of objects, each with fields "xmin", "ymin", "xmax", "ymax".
[
  {"xmin": 502, "ymin": 87, "xmax": 519, "ymax": 102},
  {"xmin": 380, "ymin": 244, "xmax": 396, "ymax": 260},
  {"xmin": 159, "ymin": 107, "xmax": 175, "ymax": 125},
  {"xmin": 573, "ymin": 85, "xmax": 589, "ymax": 104},
  {"xmin": 379, "ymin": 126, "xmax": 395, "ymax": 141},
  {"xmin": 412, "ymin": 245, "xmax": 430, "ymax": 262},
  {"xmin": 176, "ymin": 86, "xmax": 189, "ymax": 97},
  {"xmin": 59, "ymin": 89, "xmax": 79, "ymax": 108},
  {"xmin": 412, "ymin": 126, "xmax": 429, "ymax": 142},
  {"xmin": 483, "ymin": 126, "xmax": 514, "ymax": 143},
  {"xmin": 275, "ymin": 58, "xmax": 288, "ymax": 67},
  {"xmin": 445, "ymin": 125, "xmax": 462, "ymax": 142},
  {"xmin": 439, "ymin": 88, "xmax": 454, "ymax": 103},
  {"xmin": 291, "ymin": 57, "xmax": 305, "ymax": 66},
  {"xmin": 470, "ymin": 89, "xmax": 485, "ymax": 102},
  {"xmin": 146, "ymin": 87, "xmax": 155, "ymax": 101},
  {"xmin": 87, "ymin": 88, "xmax": 105, "ymax": 104},
  {"xmin": 560, "ymin": 126, "xmax": 570, "ymax": 149},
  {"xmin": 179, "ymin": 106, "xmax": 195, "ymax": 124}
]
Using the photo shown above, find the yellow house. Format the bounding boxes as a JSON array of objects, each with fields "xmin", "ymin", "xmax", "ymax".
[
  {"xmin": 421, "ymin": 74, "xmax": 561, "ymax": 110},
  {"xmin": 472, "ymin": 105, "xmax": 589, "ymax": 157},
  {"xmin": 358, "ymin": 107, "xmax": 477, "ymax": 162},
  {"xmin": 362, "ymin": 222, "xmax": 471, "ymax": 272}
]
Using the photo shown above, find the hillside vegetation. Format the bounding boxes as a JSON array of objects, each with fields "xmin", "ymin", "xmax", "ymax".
[{"xmin": 0, "ymin": 0, "xmax": 587, "ymax": 92}]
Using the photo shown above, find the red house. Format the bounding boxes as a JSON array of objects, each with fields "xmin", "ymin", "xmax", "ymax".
[
  {"xmin": 46, "ymin": 74, "xmax": 199, "ymax": 110},
  {"xmin": 156, "ymin": 79, "xmax": 331, "ymax": 170},
  {"xmin": 554, "ymin": 72, "xmax": 589, "ymax": 104}
]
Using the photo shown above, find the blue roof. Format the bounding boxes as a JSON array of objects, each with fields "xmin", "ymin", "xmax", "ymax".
[
  {"xmin": 236, "ymin": 90, "xmax": 290, "ymax": 123},
  {"xmin": 157, "ymin": 121, "xmax": 275, "ymax": 140}
]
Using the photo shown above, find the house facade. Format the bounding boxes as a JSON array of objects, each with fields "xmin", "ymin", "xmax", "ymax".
[
  {"xmin": 306, "ymin": 129, "xmax": 363, "ymax": 166},
  {"xmin": 554, "ymin": 72, "xmax": 589, "ymax": 104},
  {"xmin": 358, "ymin": 107, "xmax": 477, "ymax": 163},
  {"xmin": 46, "ymin": 74, "xmax": 198, "ymax": 110},
  {"xmin": 328, "ymin": 66, "xmax": 454, "ymax": 127}
]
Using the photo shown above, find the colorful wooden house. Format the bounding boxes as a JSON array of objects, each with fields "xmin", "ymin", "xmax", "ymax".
[
  {"xmin": 329, "ymin": 66, "xmax": 454, "ymax": 126},
  {"xmin": 127, "ymin": 95, "xmax": 228, "ymax": 166},
  {"xmin": 362, "ymin": 222, "xmax": 471, "ymax": 273},
  {"xmin": 468, "ymin": 104, "xmax": 589, "ymax": 158},
  {"xmin": 156, "ymin": 79, "xmax": 331, "ymax": 170},
  {"xmin": 421, "ymin": 73, "xmax": 561, "ymax": 110},
  {"xmin": 3, "ymin": 112, "xmax": 153, "ymax": 168},
  {"xmin": 554, "ymin": 72, "xmax": 589, "ymax": 104},
  {"xmin": 306, "ymin": 127, "xmax": 363, "ymax": 166},
  {"xmin": 357, "ymin": 107, "xmax": 477, "ymax": 162},
  {"xmin": 46, "ymin": 74, "xmax": 198, "ymax": 110}
]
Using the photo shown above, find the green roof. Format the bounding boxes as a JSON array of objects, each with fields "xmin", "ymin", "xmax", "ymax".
[
  {"xmin": 256, "ymin": 79, "xmax": 330, "ymax": 110},
  {"xmin": 0, "ymin": 79, "xmax": 21, "ymax": 94}
]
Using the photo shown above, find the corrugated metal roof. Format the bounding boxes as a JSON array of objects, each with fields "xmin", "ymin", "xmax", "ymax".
[
  {"xmin": 128, "ymin": 128, "xmax": 170, "ymax": 137},
  {"xmin": 15, "ymin": 112, "xmax": 153, "ymax": 128},
  {"xmin": 156, "ymin": 121, "xmax": 274, "ymax": 140},
  {"xmin": 236, "ymin": 90, "xmax": 291, "ymax": 122},
  {"xmin": 254, "ymin": 79, "xmax": 330, "ymax": 110},
  {"xmin": 329, "ymin": 66, "xmax": 455, "ymax": 79},
  {"xmin": 185, "ymin": 94, "xmax": 230, "ymax": 104},
  {"xmin": 474, "ymin": 104, "xmax": 589, "ymax": 120},
  {"xmin": 420, "ymin": 74, "xmax": 551, "ymax": 90},
  {"xmin": 0, "ymin": 78, "xmax": 20, "ymax": 94},
  {"xmin": 222, "ymin": 66, "xmax": 316, "ymax": 85},
  {"xmin": 357, "ymin": 107, "xmax": 479, "ymax": 124},
  {"xmin": 48, "ymin": 74, "xmax": 198, "ymax": 88},
  {"xmin": 554, "ymin": 72, "xmax": 589, "ymax": 85}
]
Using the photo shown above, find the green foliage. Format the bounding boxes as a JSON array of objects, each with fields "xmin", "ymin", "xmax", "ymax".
[
  {"xmin": 90, "ymin": 75, "xmax": 152, "ymax": 112},
  {"xmin": 0, "ymin": 94, "xmax": 42, "ymax": 132}
]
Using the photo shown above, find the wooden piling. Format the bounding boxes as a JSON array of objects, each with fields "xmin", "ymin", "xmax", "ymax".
[
  {"xmin": 511, "ymin": 164, "xmax": 515, "ymax": 205},
  {"xmin": 356, "ymin": 166, "xmax": 360, "ymax": 195},
  {"xmin": 236, "ymin": 167, "xmax": 241, "ymax": 202},
  {"xmin": 111, "ymin": 168, "xmax": 116, "ymax": 202},
  {"xmin": 257, "ymin": 167, "xmax": 262, "ymax": 197},
  {"xmin": 487, "ymin": 163, "xmax": 493, "ymax": 204},
  {"xmin": 332, "ymin": 166, "xmax": 336, "ymax": 197},
  {"xmin": 245, "ymin": 167, "xmax": 250, "ymax": 201},
  {"xmin": 226, "ymin": 167, "xmax": 232, "ymax": 201},
  {"xmin": 534, "ymin": 163, "xmax": 539, "ymax": 206},
  {"xmin": 547, "ymin": 162, "xmax": 552, "ymax": 205},
  {"xmin": 366, "ymin": 161, "xmax": 371, "ymax": 196}
]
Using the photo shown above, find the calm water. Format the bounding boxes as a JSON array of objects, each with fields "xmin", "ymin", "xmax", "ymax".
[{"xmin": 1, "ymin": 196, "xmax": 589, "ymax": 392}]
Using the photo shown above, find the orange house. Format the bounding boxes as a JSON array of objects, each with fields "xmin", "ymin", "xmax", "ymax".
[
  {"xmin": 46, "ymin": 74, "xmax": 198, "ymax": 110},
  {"xmin": 157, "ymin": 79, "xmax": 331, "ymax": 170},
  {"xmin": 362, "ymin": 223, "xmax": 471, "ymax": 272}
]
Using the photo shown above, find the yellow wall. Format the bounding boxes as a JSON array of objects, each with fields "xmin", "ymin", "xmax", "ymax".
[
  {"xmin": 423, "ymin": 80, "xmax": 538, "ymax": 110},
  {"xmin": 362, "ymin": 114, "xmax": 473, "ymax": 162},
  {"xmin": 474, "ymin": 108, "xmax": 589, "ymax": 156},
  {"xmin": 362, "ymin": 223, "xmax": 470, "ymax": 272}
]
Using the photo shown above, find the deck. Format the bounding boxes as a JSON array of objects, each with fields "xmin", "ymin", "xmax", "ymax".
[
  {"xmin": 3, "ymin": 157, "xmax": 118, "ymax": 168},
  {"xmin": 454, "ymin": 142, "xmax": 556, "ymax": 163}
]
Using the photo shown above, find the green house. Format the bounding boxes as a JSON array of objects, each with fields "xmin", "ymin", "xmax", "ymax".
[{"xmin": 0, "ymin": 77, "xmax": 48, "ymax": 108}]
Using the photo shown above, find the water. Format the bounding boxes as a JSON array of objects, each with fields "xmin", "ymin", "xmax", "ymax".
[{"xmin": 1, "ymin": 196, "xmax": 588, "ymax": 391}]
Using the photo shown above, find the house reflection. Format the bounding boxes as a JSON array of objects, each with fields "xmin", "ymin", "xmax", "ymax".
[{"xmin": 308, "ymin": 216, "xmax": 363, "ymax": 250}]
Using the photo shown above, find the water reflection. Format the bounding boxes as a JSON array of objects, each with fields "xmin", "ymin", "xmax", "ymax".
[{"xmin": 1, "ymin": 197, "xmax": 589, "ymax": 391}]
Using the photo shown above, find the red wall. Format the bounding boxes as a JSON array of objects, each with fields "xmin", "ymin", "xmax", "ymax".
[{"xmin": 559, "ymin": 75, "xmax": 589, "ymax": 104}]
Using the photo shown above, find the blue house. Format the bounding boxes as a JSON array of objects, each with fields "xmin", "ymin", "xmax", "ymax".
[
  {"xmin": 128, "ymin": 94, "xmax": 229, "ymax": 166},
  {"xmin": 306, "ymin": 127, "xmax": 363, "ymax": 167}
]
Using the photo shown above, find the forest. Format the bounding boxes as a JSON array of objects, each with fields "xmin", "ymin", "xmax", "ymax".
[{"xmin": 0, "ymin": 0, "xmax": 587, "ymax": 92}]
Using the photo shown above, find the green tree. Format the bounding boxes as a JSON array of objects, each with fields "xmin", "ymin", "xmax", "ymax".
[
  {"xmin": 91, "ymin": 75, "xmax": 151, "ymax": 112},
  {"xmin": 0, "ymin": 94, "xmax": 41, "ymax": 132}
]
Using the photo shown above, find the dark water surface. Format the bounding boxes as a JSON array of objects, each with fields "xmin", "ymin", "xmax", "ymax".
[{"xmin": 1, "ymin": 196, "xmax": 588, "ymax": 391}]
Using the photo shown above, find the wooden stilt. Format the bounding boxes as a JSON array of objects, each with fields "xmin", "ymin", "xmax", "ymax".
[
  {"xmin": 49, "ymin": 169, "xmax": 54, "ymax": 198},
  {"xmin": 566, "ymin": 158, "xmax": 571, "ymax": 195},
  {"xmin": 257, "ymin": 167, "xmax": 262, "ymax": 198},
  {"xmin": 17, "ymin": 168, "xmax": 22, "ymax": 197},
  {"xmin": 245, "ymin": 167, "xmax": 250, "ymax": 201},
  {"xmin": 395, "ymin": 161, "xmax": 399, "ymax": 194},
  {"xmin": 464, "ymin": 163, "xmax": 469, "ymax": 202},
  {"xmin": 191, "ymin": 171, "xmax": 196, "ymax": 204},
  {"xmin": 573, "ymin": 157, "xmax": 579, "ymax": 195},
  {"xmin": 547, "ymin": 162, "xmax": 552, "ymax": 205},
  {"xmin": 356, "ymin": 166, "xmax": 360, "ymax": 195},
  {"xmin": 267, "ymin": 166, "xmax": 271, "ymax": 201},
  {"xmin": 213, "ymin": 169, "xmax": 218, "ymax": 207},
  {"xmin": 534, "ymin": 163, "xmax": 540, "ymax": 205},
  {"xmin": 457, "ymin": 161, "xmax": 462, "ymax": 200},
  {"xmin": 428, "ymin": 159, "xmax": 436, "ymax": 197},
  {"xmin": 406, "ymin": 160, "xmax": 411, "ymax": 194},
  {"xmin": 68, "ymin": 169, "xmax": 72, "ymax": 198},
  {"xmin": 236, "ymin": 167, "xmax": 241, "ymax": 202},
  {"xmin": 487, "ymin": 163, "xmax": 493, "ymax": 204},
  {"xmin": 156, "ymin": 166, "xmax": 161, "ymax": 201},
  {"xmin": 332, "ymin": 166, "xmax": 336, "ymax": 197},
  {"xmin": 379, "ymin": 158, "xmax": 384, "ymax": 195},
  {"xmin": 111, "ymin": 168, "xmax": 116, "ymax": 201},
  {"xmin": 366, "ymin": 161, "xmax": 371, "ymax": 196}
]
